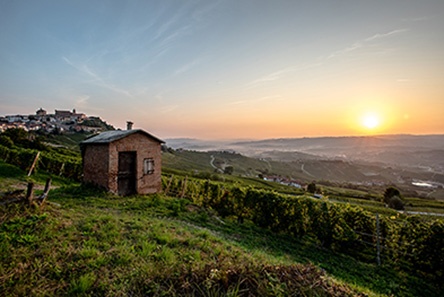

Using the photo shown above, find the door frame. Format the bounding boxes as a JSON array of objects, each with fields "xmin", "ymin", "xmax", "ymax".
[{"xmin": 117, "ymin": 151, "xmax": 137, "ymax": 196}]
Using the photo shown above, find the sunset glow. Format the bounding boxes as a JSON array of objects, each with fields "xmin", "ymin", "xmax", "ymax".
[
  {"xmin": 362, "ymin": 114, "xmax": 380, "ymax": 130},
  {"xmin": 1, "ymin": 1, "xmax": 443, "ymax": 139}
]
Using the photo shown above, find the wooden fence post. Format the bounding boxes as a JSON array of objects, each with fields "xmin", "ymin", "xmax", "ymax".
[
  {"xmin": 28, "ymin": 151, "xmax": 40, "ymax": 176},
  {"xmin": 26, "ymin": 183, "xmax": 34, "ymax": 206},
  {"xmin": 36, "ymin": 178, "xmax": 52, "ymax": 206},
  {"xmin": 59, "ymin": 163, "xmax": 65, "ymax": 176},
  {"xmin": 376, "ymin": 213, "xmax": 381, "ymax": 266},
  {"xmin": 180, "ymin": 176, "xmax": 188, "ymax": 198},
  {"xmin": 165, "ymin": 175, "xmax": 174, "ymax": 195}
]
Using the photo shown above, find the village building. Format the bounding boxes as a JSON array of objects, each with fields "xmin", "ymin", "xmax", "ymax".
[
  {"xmin": 36, "ymin": 108, "xmax": 47, "ymax": 117},
  {"xmin": 72, "ymin": 124, "xmax": 102, "ymax": 133},
  {"xmin": 55, "ymin": 109, "xmax": 87, "ymax": 122},
  {"xmin": 2, "ymin": 107, "xmax": 111, "ymax": 134},
  {"xmin": 6, "ymin": 115, "xmax": 28, "ymax": 123},
  {"xmin": 80, "ymin": 122, "xmax": 164, "ymax": 196}
]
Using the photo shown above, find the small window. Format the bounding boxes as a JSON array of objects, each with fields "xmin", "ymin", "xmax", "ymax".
[{"xmin": 144, "ymin": 158, "xmax": 154, "ymax": 175}]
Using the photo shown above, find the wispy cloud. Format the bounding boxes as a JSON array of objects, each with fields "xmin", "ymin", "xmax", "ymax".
[
  {"xmin": 62, "ymin": 56, "xmax": 133, "ymax": 97},
  {"xmin": 228, "ymin": 95, "xmax": 282, "ymax": 106},
  {"xmin": 75, "ymin": 95, "xmax": 90, "ymax": 107},
  {"xmin": 157, "ymin": 25, "xmax": 191, "ymax": 49},
  {"xmin": 364, "ymin": 29, "xmax": 408, "ymax": 42},
  {"xmin": 402, "ymin": 16, "xmax": 433, "ymax": 22},
  {"xmin": 154, "ymin": 12, "xmax": 182, "ymax": 40},
  {"xmin": 244, "ymin": 62, "xmax": 321, "ymax": 90},
  {"xmin": 151, "ymin": 5, "xmax": 193, "ymax": 50},
  {"xmin": 244, "ymin": 68, "xmax": 295, "ymax": 90},
  {"xmin": 229, "ymin": 100, "xmax": 247, "ymax": 105},
  {"xmin": 327, "ymin": 29, "xmax": 408, "ymax": 59},
  {"xmin": 160, "ymin": 104, "xmax": 179, "ymax": 114},
  {"xmin": 243, "ymin": 30, "xmax": 407, "ymax": 91},
  {"xmin": 68, "ymin": 94, "xmax": 105, "ymax": 112},
  {"xmin": 191, "ymin": 0, "xmax": 223, "ymax": 22},
  {"xmin": 174, "ymin": 57, "xmax": 206, "ymax": 76}
]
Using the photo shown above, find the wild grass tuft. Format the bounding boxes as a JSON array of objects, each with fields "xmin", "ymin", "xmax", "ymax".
[{"xmin": 69, "ymin": 272, "xmax": 96, "ymax": 295}]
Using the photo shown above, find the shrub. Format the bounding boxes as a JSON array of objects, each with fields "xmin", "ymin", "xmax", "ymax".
[
  {"xmin": 0, "ymin": 135, "xmax": 13, "ymax": 148},
  {"xmin": 384, "ymin": 187, "xmax": 401, "ymax": 204},
  {"xmin": 388, "ymin": 196, "xmax": 405, "ymax": 210}
]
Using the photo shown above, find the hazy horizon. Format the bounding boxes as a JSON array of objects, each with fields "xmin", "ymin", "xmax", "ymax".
[
  {"xmin": 163, "ymin": 132, "xmax": 444, "ymax": 141},
  {"xmin": 1, "ymin": 0, "xmax": 443, "ymax": 139}
]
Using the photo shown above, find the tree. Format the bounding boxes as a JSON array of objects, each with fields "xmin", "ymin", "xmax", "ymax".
[
  {"xmin": 224, "ymin": 165, "xmax": 234, "ymax": 175},
  {"xmin": 307, "ymin": 181, "xmax": 317, "ymax": 194},
  {"xmin": 388, "ymin": 196, "xmax": 405, "ymax": 210},
  {"xmin": 0, "ymin": 135, "xmax": 13, "ymax": 148},
  {"xmin": 3, "ymin": 128, "xmax": 28, "ymax": 144},
  {"xmin": 383, "ymin": 186, "xmax": 401, "ymax": 204},
  {"xmin": 384, "ymin": 187, "xmax": 406, "ymax": 210}
]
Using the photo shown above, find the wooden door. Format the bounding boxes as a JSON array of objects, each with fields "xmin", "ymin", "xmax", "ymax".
[{"xmin": 118, "ymin": 151, "xmax": 137, "ymax": 196}]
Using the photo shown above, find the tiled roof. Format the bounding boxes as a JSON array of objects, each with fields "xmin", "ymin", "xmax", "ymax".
[{"xmin": 81, "ymin": 129, "xmax": 164, "ymax": 144}]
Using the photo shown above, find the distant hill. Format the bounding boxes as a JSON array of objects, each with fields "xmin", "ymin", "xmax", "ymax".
[
  {"xmin": 166, "ymin": 135, "xmax": 444, "ymax": 172},
  {"xmin": 165, "ymin": 135, "xmax": 444, "ymax": 199}
]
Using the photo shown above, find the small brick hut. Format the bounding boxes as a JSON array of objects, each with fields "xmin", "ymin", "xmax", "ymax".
[{"xmin": 80, "ymin": 125, "xmax": 164, "ymax": 196}]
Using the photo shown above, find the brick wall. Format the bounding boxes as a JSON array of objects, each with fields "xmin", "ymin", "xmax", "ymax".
[
  {"xmin": 109, "ymin": 132, "xmax": 162, "ymax": 194},
  {"xmin": 83, "ymin": 144, "xmax": 110, "ymax": 189}
]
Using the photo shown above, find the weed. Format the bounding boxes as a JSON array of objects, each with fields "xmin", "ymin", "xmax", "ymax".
[{"xmin": 69, "ymin": 272, "xmax": 96, "ymax": 295}]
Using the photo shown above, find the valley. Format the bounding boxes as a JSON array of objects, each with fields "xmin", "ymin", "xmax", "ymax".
[{"xmin": 165, "ymin": 135, "xmax": 444, "ymax": 200}]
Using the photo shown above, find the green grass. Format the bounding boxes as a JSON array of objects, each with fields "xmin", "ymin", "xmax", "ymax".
[
  {"xmin": 327, "ymin": 195, "xmax": 398, "ymax": 216},
  {"xmin": 429, "ymin": 188, "xmax": 444, "ymax": 200},
  {"xmin": 328, "ymin": 195, "xmax": 444, "ymax": 216},
  {"xmin": 1, "ymin": 194, "xmax": 361, "ymax": 296},
  {"xmin": 163, "ymin": 150, "xmax": 306, "ymax": 181},
  {"xmin": 162, "ymin": 168, "xmax": 304, "ymax": 197},
  {"xmin": 162, "ymin": 150, "xmax": 444, "ymax": 215},
  {"xmin": 0, "ymin": 160, "xmax": 75, "ymax": 192},
  {"xmin": 404, "ymin": 197, "xmax": 444, "ymax": 211},
  {"xmin": 1, "ymin": 161, "xmax": 442, "ymax": 296},
  {"xmin": 45, "ymin": 133, "xmax": 93, "ymax": 151},
  {"xmin": 323, "ymin": 185, "xmax": 379, "ymax": 199}
]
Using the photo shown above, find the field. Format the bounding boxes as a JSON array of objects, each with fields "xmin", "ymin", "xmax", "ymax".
[
  {"xmin": 1, "ymin": 161, "xmax": 443, "ymax": 296},
  {"xmin": 1, "ymin": 130, "xmax": 444, "ymax": 296},
  {"xmin": 162, "ymin": 150, "xmax": 444, "ymax": 217}
]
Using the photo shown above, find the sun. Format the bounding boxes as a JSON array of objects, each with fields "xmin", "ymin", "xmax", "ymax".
[{"xmin": 361, "ymin": 113, "xmax": 380, "ymax": 129}]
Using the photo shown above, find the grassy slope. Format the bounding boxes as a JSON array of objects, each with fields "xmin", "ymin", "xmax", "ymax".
[
  {"xmin": 1, "ymin": 162, "xmax": 441, "ymax": 296},
  {"xmin": 45, "ymin": 133, "xmax": 93, "ymax": 152},
  {"xmin": 163, "ymin": 150, "xmax": 444, "ymax": 216},
  {"xmin": 163, "ymin": 150, "xmax": 307, "ymax": 181}
]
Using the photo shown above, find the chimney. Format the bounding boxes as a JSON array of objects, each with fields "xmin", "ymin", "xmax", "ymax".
[{"xmin": 127, "ymin": 121, "xmax": 133, "ymax": 130}]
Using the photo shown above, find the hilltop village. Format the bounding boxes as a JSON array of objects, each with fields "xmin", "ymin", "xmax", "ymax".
[{"xmin": 0, "ymin": 108, "xmax": 114, "ymax": 134}]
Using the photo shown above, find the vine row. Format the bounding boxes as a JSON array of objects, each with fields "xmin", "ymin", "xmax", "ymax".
[
  {"xmin": 162, "ymin": 174, "xmax": 444, "ymax": 278},
  {"xmin": 0, "ymin": 145, "xmax": 82, "ymax": 180}
]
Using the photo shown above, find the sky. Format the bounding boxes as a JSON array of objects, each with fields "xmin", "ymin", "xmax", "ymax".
[{"xmin": 1, "ymin": 0, "xmax": 443, "ymax": 139}]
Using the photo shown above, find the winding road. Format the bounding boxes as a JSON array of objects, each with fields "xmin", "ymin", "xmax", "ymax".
[
  {"xmin": 301, "ymin": 163, "xmax": 315, "ymax": 177},
  {"xmin": 210, "ymin": 155, "xmax": 217, "ymax": 169}
]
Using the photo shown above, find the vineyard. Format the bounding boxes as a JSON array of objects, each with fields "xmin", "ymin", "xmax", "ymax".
[
  {"xmin": 0, "ymin": 145, "xmax": 82, "ymax": 180},
  {"xmin": 0, "ymin": 129, "xmax": 443, "ymax": 294},
  {"xmin": 0, "ymin": 140, "xmax": 443, "ymax": 280},
  {"xmin": 162, "ymin": 174, "xmax": 444, "ymax": 280}
]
